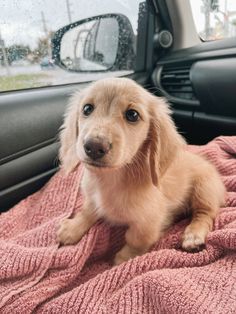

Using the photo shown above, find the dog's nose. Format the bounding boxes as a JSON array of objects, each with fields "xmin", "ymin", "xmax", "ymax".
[{"xmin": 84, "ymin": 139, "xmax": 111, "ymax": 160}]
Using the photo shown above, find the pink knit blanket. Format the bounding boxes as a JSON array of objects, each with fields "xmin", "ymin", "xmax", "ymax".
[{"xmin": 0, "ymin": 136, "xmax": 235, "ymax": 313}]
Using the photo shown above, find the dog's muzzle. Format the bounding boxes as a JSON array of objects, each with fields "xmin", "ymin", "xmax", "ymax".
[{"xmin": 84, "ymin": 138, "xmax": 111, "ymax": 160}]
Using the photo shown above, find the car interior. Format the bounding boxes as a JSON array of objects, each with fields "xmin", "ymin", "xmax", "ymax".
[{"xmin": 0, "ymin": 0, "xmax": 235, "ymax": 214}]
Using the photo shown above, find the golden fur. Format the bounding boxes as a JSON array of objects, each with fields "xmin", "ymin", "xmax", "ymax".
[{"xmin": 57, "ymin": 78, "xmax": 225, "ymax": 265}]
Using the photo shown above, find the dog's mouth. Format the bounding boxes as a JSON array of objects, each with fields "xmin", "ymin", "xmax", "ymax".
[{"xmin": 82, "ymin": 160, "xmax": 116, "ymax": 170}]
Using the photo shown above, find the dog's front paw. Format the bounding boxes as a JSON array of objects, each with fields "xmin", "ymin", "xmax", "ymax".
[
  {"xmin": 114, "ymin": 251, "xmax": 127, "ymax": 266},
  {"xmin": 113, "ymin": 244, "xmax": 138, "ymax": 266},
  {"xmin": 57, "ymin": 218, "xmax": 83, "ymax": 245},
  {"xmin": 182, "ymin": 227, "xmax": 206, "ymax": 252}
]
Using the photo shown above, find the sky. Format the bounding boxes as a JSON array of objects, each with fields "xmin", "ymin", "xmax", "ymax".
[
  {"xmin": 0, "ymin": 0, "xmax": 142, "ymax": 49},
  {"xmin": 0, "ymin": 0, "xmax": 235, "ymax": 49}
]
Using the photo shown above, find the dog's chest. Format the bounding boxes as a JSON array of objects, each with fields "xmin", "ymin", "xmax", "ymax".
[
  {"xmin": 82, "ymin": 174, "xmax": 132, "ymax": 224},
  {"xmin": 95, "ymin": 186, "xmax": 130, "ymax": 223}
]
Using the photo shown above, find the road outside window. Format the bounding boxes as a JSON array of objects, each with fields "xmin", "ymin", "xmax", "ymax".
[
  {"xmin": 190, "ymin": 0, "xmax": 236, "ymax": 41},
  {"xmin": 0, "ymin": 0, "xmax": 142, "ymax": 92}
]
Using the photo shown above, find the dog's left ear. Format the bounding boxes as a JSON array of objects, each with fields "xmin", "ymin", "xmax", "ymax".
[{"xmin": 149, "ymin": 97, "xmax": 186, "ymax": 186}]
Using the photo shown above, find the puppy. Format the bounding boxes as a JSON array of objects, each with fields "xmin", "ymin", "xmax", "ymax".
[{"xmin": 57, "ymin": 77, "xmax": 225, "ymax": 265}]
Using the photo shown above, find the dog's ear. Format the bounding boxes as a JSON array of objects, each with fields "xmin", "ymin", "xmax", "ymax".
[
  {"xmin": 149, "ymin": 97, "xmax": 186, "ymax": 186},
  {"xmin": 59, "ymin": 91, "xmax": 81, "ymax": 174}
]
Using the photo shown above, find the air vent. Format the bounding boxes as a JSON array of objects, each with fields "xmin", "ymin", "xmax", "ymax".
[{"xmin": 160, "ymin": 65, "xmax": 197, "ymax": 101}]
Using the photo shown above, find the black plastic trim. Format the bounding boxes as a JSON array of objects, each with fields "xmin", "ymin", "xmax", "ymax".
[
  {"xmin": 158, "ymin": 38, "xmax": 236, "ymax": 64},
  {"xmin": 0, "ymin": 142, "xmax": 59, "ymax": 191},
  {"xmin": 0, "ymin": 137, "xmax": 58, "ymax": 165},
  {"xmin": 0, "ymin": 168, "xmax": 58, "ymax": 212},
  {"xmin": 191, "ymin": 58, "xmax": 236, "ymax": 117}
]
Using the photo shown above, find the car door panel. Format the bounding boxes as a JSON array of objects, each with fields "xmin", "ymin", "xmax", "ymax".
[
  {"xmin": 0, "ymin": 86, "xmax": 71, "ymax": 163},
  {"xmin": 0, "ymin": 168, "xmax": 57, "ymax": 212},
  {"xmin": 0, "ymin": 143, "xmax": 59, "ymax": 191},
  {"xmin": 0, "ymin": 84, "xmax": 81, "ymax": 211}
]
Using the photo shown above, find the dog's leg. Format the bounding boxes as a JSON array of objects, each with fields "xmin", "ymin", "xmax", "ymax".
[
  {"xmin": 57, "ymin": 199, "xmax": 98, "ymax": 245},
  {"xmin": 114, "ymin": 223, "xmax": 162, "ymax": 265},
  {"xmin": 182, "ymin": 209, "xmax": 216, "ymax": 251},
  {"xmin": 182, "ymin": 172, "xmax": 224, "ymax": 251}
]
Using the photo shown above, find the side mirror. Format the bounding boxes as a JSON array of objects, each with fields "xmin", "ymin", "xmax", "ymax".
[{"xmin": 52, "ymin": 14, "xmax": 135, "ymax": 72}]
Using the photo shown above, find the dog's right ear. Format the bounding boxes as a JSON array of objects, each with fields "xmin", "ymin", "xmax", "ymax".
[{"xmin": 59, "ymin": 91, "xmax": 81, "ymax": 174}]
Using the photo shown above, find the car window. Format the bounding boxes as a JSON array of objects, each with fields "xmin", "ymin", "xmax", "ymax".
[
  {"xmin": 0, "ymin": 0, "xmax": 143, "ymax": 92},
  {"xmin": 190, "ymin": 0, "xmax": 236, "ymax": 41}
]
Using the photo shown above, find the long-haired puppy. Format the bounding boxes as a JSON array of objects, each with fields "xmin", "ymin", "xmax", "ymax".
[{"xmin": 57, "ymin": 77, "xmax": 225, "ymax": 265}]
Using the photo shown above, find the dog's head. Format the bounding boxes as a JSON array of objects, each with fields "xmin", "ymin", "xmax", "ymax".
[{"xmin": 59, "ymin": 78, "xmax": 185, "ymax": 185}]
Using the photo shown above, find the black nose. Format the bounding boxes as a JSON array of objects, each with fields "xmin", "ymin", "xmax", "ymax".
[{"xmin": 84, "ymin": 139, "xmax": 111, "ymax": 160}]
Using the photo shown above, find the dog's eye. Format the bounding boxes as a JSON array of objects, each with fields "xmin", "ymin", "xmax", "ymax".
[
  {"xmin": 83, "ymin": 104, "xmax": 94, "ymax": 116},
  {"xmin": 125, "ymin": 109, "xmax": 140, "ymax": 123}
]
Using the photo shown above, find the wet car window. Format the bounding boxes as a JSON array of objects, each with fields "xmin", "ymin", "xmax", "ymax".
[
  {"xmin": 190, "ymin": 0, "xmax": 236, "ymax": 41},
  {"xmin": 0, "ymin": 0, "xmax": 143, "ymax": 92}
]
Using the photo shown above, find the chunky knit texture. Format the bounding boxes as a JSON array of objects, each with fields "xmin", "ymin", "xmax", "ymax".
[{"xmin": 0, "ymin": 136, "xmax": 235, "ymax": 313}]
